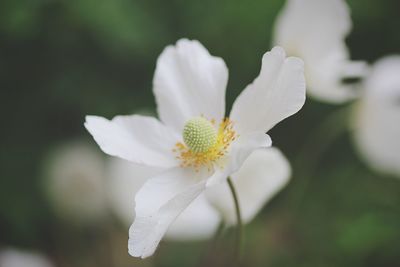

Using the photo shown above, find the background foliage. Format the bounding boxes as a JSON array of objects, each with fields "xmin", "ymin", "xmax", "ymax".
[{"xmin": 1, "ymin": 0, "xmax": 399, "ymax": 266}]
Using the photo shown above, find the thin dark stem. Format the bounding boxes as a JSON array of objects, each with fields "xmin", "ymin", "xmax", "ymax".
[{"xmin": 227, "ymin": 177, "xmax": 243, "ymax": 265}]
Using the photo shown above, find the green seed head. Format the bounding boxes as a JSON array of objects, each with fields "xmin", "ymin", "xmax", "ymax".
[{"xmin": 183, "ymin": 117, "xmax": 217, "ymax": 153}]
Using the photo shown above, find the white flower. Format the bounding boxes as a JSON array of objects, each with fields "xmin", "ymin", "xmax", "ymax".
[
  {"xmin": 273, "ymin": 0, "xmax": 367, "ymax": 103},
  {"xmin": 85, "ymin": 39, "xmax": 305, "ymax": 258},
  {"xmin": 0, "ymin": 249, "xmax": 54, "ymax": 267},
  {"xmin": 352, "ymin": 56, "xmax": 400, "ymax": 177},
  {"xmin": 44, "ymin": 142, "xmax": 107, "ymax": 224},
  {"xmin": 107, "ymin": 158, "xmax": 221, "ymax": 241}
]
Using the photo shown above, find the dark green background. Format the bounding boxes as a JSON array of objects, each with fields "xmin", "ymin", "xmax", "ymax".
[{"xmin": 1, "ymin": 0, "xmax": 399, "ymax": 266}]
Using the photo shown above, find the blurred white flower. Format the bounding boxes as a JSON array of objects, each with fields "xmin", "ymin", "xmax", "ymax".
[
  {"xmin": 107, "ymin": 158, "xmax": 221, "ymax": 241},
  {"xmin": 206, "ymin": 147, "xmax": 291, "ymax": 225},
  {"xmin": 44, "ymin": 142, "xmax": 107, "ymax": 224},
  {"xmin": 352, "ymin": 56, "xmax": 400, "ymax": 177},
  {"xmin": 0, "ymin": 249, "xmax": 54, "ymax": 267},
  {"xmin": 273, "ymin": 0, "xmax": 367, "ymax": 103},
  {"xmin": 85, "ymin": 39, "xmax": 305, "ymax": 258}
]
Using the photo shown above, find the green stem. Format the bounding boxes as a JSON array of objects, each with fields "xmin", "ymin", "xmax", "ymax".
[{"xmin": 227, "ymin": 177, "xmax": 243, "ymax": 264}]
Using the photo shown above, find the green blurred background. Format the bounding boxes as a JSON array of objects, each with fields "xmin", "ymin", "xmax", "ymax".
[{"xmin": 1, "ymin": 0, "xmax": 399, "ymax": 266}]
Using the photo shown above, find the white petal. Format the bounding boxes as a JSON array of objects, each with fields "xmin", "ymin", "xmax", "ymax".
[
  {"xmin": 128, "ymin": 168, "xmax": 208, "ymax": 258},
  {"xmin": 306, "ymin": 57, "xmax": 368, "ymax": 102},
  {"xmin": 359, "ymin": 56, "xmax": 400, "ymax": 98},
  {"xmin": 107, "ymin": 158, "xmax": 163, "ymax": 226},
  {"xmin": 206, "ymin": 132, "xmax": 272, "ymax": 187},
  {"xmin": 206, "ymin": 147, "xmax": 291, "ymax": 225},
  {"xmin": 107, "ymin": 159, "xmax": 221, "ymax": 241},
  {"xmin": 230, "ymin": 47, "xmax": 305, "ymax": 135},
  {"xmin": 153, "ymin": 39, "xmax": 228, "ymax": 132},
  {"xmin": 352, "ymin": 56, "xmax": 400, "ymax": 177},
  {"xmin": 165, "ymin": 194, "xmax": 221, "ymax": 241},
  {"xmin": 273, "ymin": 0, "xmax": 368, "ymax": 103},
  {"xmin": 85, "ymin": 115, "xmax": 179, "ymax": 168}
]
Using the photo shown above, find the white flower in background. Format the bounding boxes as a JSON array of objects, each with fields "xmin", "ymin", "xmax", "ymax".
[
  {"xmin": 0, "ymin": 249, "xmax": 54, "ymax": 267},
  {"xmin": 85, "ymin": 39, "xmax": 305, "ymax": 258},
  {"xmin": 107, "ymin": 158, "xmax": 221, "ymax": 241},
  {"xmin": 44, "ymin": 142, "xmax": 107, "ymax": 224},
  {"xmin": 273, "ymin": 0, "xmax": 367, "ymax": 103},
  {"xmin": 352, "ymin": 56, "xmax": 400, "ymax": 177}
]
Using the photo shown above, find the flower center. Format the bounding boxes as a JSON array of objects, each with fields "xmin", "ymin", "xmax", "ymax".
[
  {"xmin": 183, "ymin": 117, "xmax": 217, "ymax": 153},
  {"xmin": 174, "ymin": 117, "xmax": 237, "ymax": 170}
]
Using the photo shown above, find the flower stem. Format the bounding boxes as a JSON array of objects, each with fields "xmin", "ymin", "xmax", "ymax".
[{"xmin": 227, "ymin": 177, "xmax": 243, "ymax": 264}]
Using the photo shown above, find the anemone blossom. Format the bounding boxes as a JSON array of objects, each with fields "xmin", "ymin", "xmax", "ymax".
[{"xmin": 85, "ymin": 39, "xmax": 305, "ymax": 258}]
